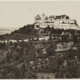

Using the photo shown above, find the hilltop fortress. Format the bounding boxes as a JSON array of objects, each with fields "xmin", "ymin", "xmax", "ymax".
[{"xmin": 34, "ymin": 13, "xmax": 78, "ymax": 30}]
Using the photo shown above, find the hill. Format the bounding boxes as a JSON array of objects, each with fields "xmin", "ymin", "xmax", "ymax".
[{"xmin": 0, "ymin": 23, "xmax": 80, "ymax": 40}]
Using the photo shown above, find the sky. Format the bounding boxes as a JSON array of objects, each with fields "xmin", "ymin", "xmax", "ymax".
[{"xmin": 0, "ymin": 1, "xmax": 80, "ymax": 29}]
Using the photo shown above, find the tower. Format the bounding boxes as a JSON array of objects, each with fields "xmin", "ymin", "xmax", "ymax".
[
  {"xmin": 42, "ymin": 13, "xmax": 45, "ymax": 20},
  {"xmin": 35, "ymin": 14, "xmax": 41, "ymax": 21}
]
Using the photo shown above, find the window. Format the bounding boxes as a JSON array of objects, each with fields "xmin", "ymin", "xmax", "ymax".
[
  {"xmin": 41, "ymin": 31, "xmax": 43, "ymax": 33},
  {"xmin": 47, "ymin": 77, "xmax": 49, "ymax": 79},
  {"xmin": 41, "ymin": 76, "xmax": 44, "ymax": 79},
  {"xmin": 36, "ymin": 25, "xmax": 39, "ymax": 28},
  {"xmin": 62, "ymin": 21, "xmax": 65, "ymax": 24}
]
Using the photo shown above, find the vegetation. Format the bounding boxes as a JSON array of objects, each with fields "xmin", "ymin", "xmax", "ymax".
[{"xmin": 0, "ymin": 23, "xmax": 80, "ymax": 79}]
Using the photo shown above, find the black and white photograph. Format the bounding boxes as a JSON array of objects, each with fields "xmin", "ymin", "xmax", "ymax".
[{"xmin": 0, "ymin": 0, "xmax": 80, "ymax": 79}]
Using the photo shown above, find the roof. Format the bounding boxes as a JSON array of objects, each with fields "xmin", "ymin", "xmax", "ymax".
[
  {"xmin": 35, "ymin": 14, "xmax": 41, "ymax": 20},
  {"xmin": 49, "ymin": 16, "xmax": 55, "ymax": 18},
  {"xmin": 55, "ymin": 16, "xmax": 62, "ymax": 19},
  {"xmin": 49, "ymin": 15, "xmax": 67, "ymax": 19},
  {"xmin": 61, "ymin": 15, "xmax": 66, "ymax": 19},
  {"xmin": 42, "ymin": 13, "xmax": 45, "ymax": 17},
  {"xmin": 45, "ymin": 16, "xmax": 48, "ymax": 20}
]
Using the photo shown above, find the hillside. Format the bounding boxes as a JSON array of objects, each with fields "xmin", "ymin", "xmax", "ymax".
[
  {"xmin": 2, "ymin": 24, "xmax": 38, "ymax": 40},
  {"xmin": 0, "ymin": 23, "xmax": 79, "ymax": 40}
]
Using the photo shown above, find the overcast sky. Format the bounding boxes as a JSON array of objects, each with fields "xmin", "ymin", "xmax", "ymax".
[{"xmin": 0, "ymin": 1, "xmax": 80, "ymax": 29}]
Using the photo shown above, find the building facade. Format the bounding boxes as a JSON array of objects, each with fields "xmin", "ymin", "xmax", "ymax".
[{"xmin": 34, "ymin": 13, "xmax": 78, "ymax": 30}]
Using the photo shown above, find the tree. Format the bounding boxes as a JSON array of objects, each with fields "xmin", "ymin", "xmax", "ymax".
[
  {"xmin": 12, "ymin": 51, "xmax": 20, "ymax": 61},
  {"xmin": 46, "ymin": 43, "xmax": 55, "ymax": 56},
  {"xmin": 6, "ymin": 52, "xmax": 12, "ymax": 62},
  {"xmin": 62, "ymin": 35, "xmax": 68, "ymax": 42},
  {"xmin": 9, "ymin": 41, "xmax": 13, "ymax": 46},
  {"xmin": 72, "ymin": 33, "xmax": 78, "ymax": 44},
  {"xmin": 76, "ymin": 49, "xmax": 80, "ymax": 60},
  {"xmin": 56, "ymin": 57, "xmax": 64, "ymax": 65},
  {"xmin": 14, "ymin": 42, "xmax": 18, "ymax": 48},
  {"xmin": 66, "ymin": 49, "xmax": 76, "ymax": 60},
  {"xmin": 20, "ymin": 63, "xmax": 26, "ymax": 77},
  {"xmin": 65, "ymin": 64, "xmax": 80, "ymax": 78},
  {"xmin": 2, "ymin": 42, "xmax": 5, "ymax": 49},
  {"xmin": 11, "ymin": 66, "xmax": 21, "ymax": 79}
]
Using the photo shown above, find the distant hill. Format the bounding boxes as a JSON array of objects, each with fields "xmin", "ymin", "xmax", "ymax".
[{"xmin": 0, "ymin": 28, "xmax": 18, "ymax": 35}]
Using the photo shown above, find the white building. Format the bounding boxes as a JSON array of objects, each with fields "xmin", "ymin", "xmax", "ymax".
[{"xmin": 34, "ymin": 13, "xmax": 78, "ymax": 30}]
